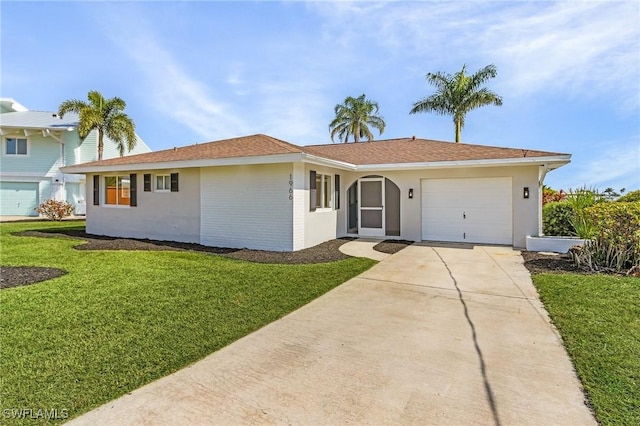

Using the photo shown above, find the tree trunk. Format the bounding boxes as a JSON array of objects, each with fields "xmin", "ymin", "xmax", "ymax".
[
  {"xmin": 98, "ymin": 130, "xmax": 104, "ymax": 161},
  {"xmin": 455, "ymin": 119, "xmax": 462, "ymax": 143}
]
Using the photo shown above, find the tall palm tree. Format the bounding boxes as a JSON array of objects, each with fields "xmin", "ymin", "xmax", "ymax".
[
  {"xmin": 329, "ymin": 94, "xmax": 386, "ymax": 143},
  {"xmin": 410, "ymin": 64, "xmax": 503, "ymax": 143},
  {"xmin": 58, "ymin": 90, "xmax": 137, "ymax": 160}
]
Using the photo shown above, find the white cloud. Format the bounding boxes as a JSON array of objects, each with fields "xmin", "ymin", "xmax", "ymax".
[
  {"xmin": 484, "ymin": 1, "xmax": 639, "ymax": 111},
  {"xmin": 94, "ymin": 7, "xmax": 249, "ymax": 141},
  {"xmin": 310, "ymin": 1, "xmax": 640, "ymax": 112}
]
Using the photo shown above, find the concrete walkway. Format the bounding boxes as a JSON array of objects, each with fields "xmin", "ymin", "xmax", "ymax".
[
  {"xmin": 339, "ymin": 238, "xmax": 391, "ymax": 261},
  {"xmin": 69, "ymin": 244, "xmax": 595, "ymax": 425}
]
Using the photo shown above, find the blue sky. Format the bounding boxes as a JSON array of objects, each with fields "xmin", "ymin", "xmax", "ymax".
[{"xmin": 2, "ymin": 1, "xmax": 638, "ymax": 191}]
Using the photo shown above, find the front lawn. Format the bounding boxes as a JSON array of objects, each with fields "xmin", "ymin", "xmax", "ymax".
[
  {"xmin": 0, "ymin": 221, "xmax": 375, "ymax": 424},
  {"xmin": 532, "ymin": 273, "xmax": 639, "ymax": 425}
]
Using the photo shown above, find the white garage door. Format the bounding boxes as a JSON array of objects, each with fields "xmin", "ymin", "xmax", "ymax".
[
  {"xmin": 421, "ymin": 177, "xmax": 512, "ymax": 245},
  {"xmin": 0, "ymin": 182, "xmax": 39, "ymax": 216}
]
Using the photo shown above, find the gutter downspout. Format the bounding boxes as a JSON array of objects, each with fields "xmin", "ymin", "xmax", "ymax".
[{"xmin": 538, "ymin": 164, "xmax": 551, "ymax": 236}]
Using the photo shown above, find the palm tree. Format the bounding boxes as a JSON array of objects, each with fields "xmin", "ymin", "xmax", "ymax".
[
  {"xmin": 58, "ymin": 90, "xmax": 137, "ymax": 160},
  {"xmin": 410, "ymin": 64, "xmax": 503, "ymax": 143},
  {"xmin": 329, "ymin": 94, "xmax": 386, "ymax": 143}
]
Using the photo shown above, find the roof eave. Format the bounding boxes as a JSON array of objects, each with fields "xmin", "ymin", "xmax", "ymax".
[
  {"xmin": 61, "ymin": 153, "xmax": 305, "ymax": 174},
  {"xmin": 355, "ymin": 155, "xmax": 572, "ymax": 171},
  {"xmin": 301, "ymin": 153, "xmax": 356, "ymax": 170},
  {"xmin": 0, "ymin": 125, "xmax": 76, "ymax": 134}
]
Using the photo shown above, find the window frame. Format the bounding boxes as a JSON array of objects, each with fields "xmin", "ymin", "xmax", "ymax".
[
  {"xmin": 155, "ymin": 174, "xmax": 171, "ymax": 192},
  {"xmin": 103, "ymin": 175, "xmax": 131, "ymax": 207},
  {"xmin": 4, "ymin": 137, "xmax": 29, "ymax": 157},
  {"xmin": 314, "ymin": 172, "xmax": 333, "ymax": 210}
]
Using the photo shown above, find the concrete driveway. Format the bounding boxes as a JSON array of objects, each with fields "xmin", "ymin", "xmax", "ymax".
[{"xmin": 69, "ymin": 243, "xmax": 595, "ymax": 425}]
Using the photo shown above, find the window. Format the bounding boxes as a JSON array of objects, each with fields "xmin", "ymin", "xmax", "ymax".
[
  {"xmin": 315, "ymin": 173, "xmax": 332, "ymax": 209},
  {"xmin": 155, "ymin": 175, "xmax": 170, "ymax": 191},
  {"xmin": 104, "ymin": 176, "xmax": 130, "ymax": 206},
  {"xmin": 5, "ymin": 138, "xmax": 27, "ymax": 155}
]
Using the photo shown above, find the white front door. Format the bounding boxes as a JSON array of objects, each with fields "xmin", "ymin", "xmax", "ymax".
[{"xmin": 358, "ymin": 177, "xmax": 385, "ymax": 237}]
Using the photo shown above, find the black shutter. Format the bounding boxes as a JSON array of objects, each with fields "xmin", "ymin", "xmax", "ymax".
[
  {"xmin": 129, "ymin": 173, "xmax": 137, "ymax": 207},
  {"xmin": 143, "ymin": 174, "xmax": 151, "ymax": 192},
  {"xmin": 334, "ymin": 174, "xmax": 340, "ymax": 209},
  {"xmin": 170, "ymin": 173, "xmax": 179, "ymax": 192},
  {"xmin": 93, "ymin": 175, "xmax": 100, "ymax": 205},
  {"xmin": 310, "ymin": 170, "xmax": 316, "ymax": 211}
]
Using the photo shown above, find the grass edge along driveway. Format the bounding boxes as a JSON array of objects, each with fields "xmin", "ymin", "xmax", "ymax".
[
  {"xmin": 532, "ymin": 273, "xmax": 639, "ymax": 426},
  {"xmin": 0, "ymin": 221, "xmax": 375, "ymax": 424}
]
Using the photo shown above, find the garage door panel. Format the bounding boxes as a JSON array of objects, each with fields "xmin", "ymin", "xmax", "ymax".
[
  {"xmin": 421, "ymin": 177, "xmax": 512, "ymax": 245},
  {"xmin": 0, "ymin": 182, "xmax": 39, "ymax": 216}
]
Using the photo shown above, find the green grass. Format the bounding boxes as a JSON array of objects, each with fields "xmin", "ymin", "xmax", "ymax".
[
  {"xmin": 0, "ymin": 221, "xmax": 375, "ymax": 424},
  {"xmin": 532, "ymin": 273, "xmax": 639, "ymax": 425}
]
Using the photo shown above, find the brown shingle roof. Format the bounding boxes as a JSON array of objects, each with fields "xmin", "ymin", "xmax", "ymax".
[
  {"xmin": 69, "ymin": 134, "xmax": 303, "ymax": 167},
  {"xmin": 63, "ymin": 134, "xmax": 568, "ymax": 170},
  {"xmin": 303, "ymin": 137, "xmax": 567, "ymax": 165}
]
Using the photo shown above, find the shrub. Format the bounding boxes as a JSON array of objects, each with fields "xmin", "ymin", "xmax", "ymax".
[
  {"xmin": 566, "ymin": 186, "xmax": 600, "ymax": 238},
  {"xmin": 570, "ymin": 202, "xmax": 640, "ymax": 272},
  {"xmin": 543, "ymin": 202, "xmax": 575, "ymax": 236},
  {"xmin": 617, "ymin": 190, "xmax": 640, "ymax": 203},
  {"xmin": 36, "ymin": 199, "xmax": 75, "ymax": 221}
]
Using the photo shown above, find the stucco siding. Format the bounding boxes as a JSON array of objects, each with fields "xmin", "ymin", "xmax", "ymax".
[
  {"xmin": 200, "ymin": 163, "xmax": 294, "ymax": 251},
  {"xmin": 334, "ymin": 166, "xmax": 541, "ymax": 248},
  {"xmin": 86, "ymin": 169, "xmax": 201, "ymax": 243}
]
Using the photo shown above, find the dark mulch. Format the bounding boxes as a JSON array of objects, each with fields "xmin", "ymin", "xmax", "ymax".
[
  {"xmin": 521, "ymin": 251, "xmax": 591, "ymax": 275},
  {"xmin": 373, "ymin": 239, "xmax": 414, "ymax": 254},
  {"xmin": 226, "ymin": 239, "xmax": 351, "ymax": 264},
  {"xmin": 13, "ymin": 230, "xmax": 352, "ymax": 264},
  {"xmin": 0, "ymin": 266, "xmax": 67, "ymax": 290}
]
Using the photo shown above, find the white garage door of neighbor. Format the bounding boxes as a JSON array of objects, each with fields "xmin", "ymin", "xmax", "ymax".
[
  {"xmin": 0, "ymin": 182, "xmax": 39, "ymax": 216},
  {"xmin": 421, "ymin": 177, "xmax": 512, "ymax": 245}
]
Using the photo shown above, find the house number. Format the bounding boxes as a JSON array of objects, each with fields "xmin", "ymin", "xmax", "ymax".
[{"xmin": 289, "ymin": 174, "xmax": 293, "ymax": 200}]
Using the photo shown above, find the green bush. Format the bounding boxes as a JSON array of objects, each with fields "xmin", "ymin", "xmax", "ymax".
[
  {"xmin": 543, "ymin": 201, "xmax": 575, "ymax": 236},
  {"xmin": 617, "ymin": 190, "xmax": 640, "ymax": 203},
  {"xmin": 570, "ymin": 202, "xmax": 640, "ymax": 272}
]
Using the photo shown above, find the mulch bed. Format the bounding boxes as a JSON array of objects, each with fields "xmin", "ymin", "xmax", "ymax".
[
  {"xmin": 13, "ymin": 230, "xmax": 355, "ymax": 264},
  {"xmin": 521, "ymin": 251, "xmax": 592, "ymax": 275},
  {"xmin": 373, "ymin": 239, "xmax": 414, "ymax": 254},
  {"xmin": 3, "ymin": 231, "xmax": 361, "ymax": 290},
  {"xmin": 1, "ymin": 266, "xmax": 67, "ymax": 290}
]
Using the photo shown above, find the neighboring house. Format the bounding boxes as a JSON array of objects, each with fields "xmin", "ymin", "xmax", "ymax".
[
  {"xmin": 61, "ymin": 134, "xmax": 570, "ymax": 251},
  {"xmin": 0, "ymin": 98, "xmax": 151, "ymax": 216}
]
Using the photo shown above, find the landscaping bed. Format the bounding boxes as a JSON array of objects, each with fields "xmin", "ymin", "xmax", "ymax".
[{"xmin": 0, "ymin": 266, "xmax": 67, "ymax": 289}]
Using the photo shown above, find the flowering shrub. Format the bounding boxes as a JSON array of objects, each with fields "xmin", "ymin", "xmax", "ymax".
[
  {"xmin": 542, "ymin": 187, "xmax": 565, "ymax": 205},
  {"xmin": 36, "ymin": 199, "xmax": 75, "ymax": 221}
]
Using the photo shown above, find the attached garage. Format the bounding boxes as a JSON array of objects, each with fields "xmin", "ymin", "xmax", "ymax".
[
  {"xmin": 421, "ymin": 177, "xmax": 513, "ymax": 245},
  {"xmin": 0, "ymin": 182, "xmax": 39, "ymax": 216}
]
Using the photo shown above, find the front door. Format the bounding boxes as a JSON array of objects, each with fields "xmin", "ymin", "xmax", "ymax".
[{"xmin": 358, "ymin": 177, "xmax": 385, "ymax": 237}]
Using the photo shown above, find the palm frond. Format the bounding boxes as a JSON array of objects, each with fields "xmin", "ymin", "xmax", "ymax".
[{"xmin": 410, "ymin": 64, "xmax": 502, "ymax": 142}]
